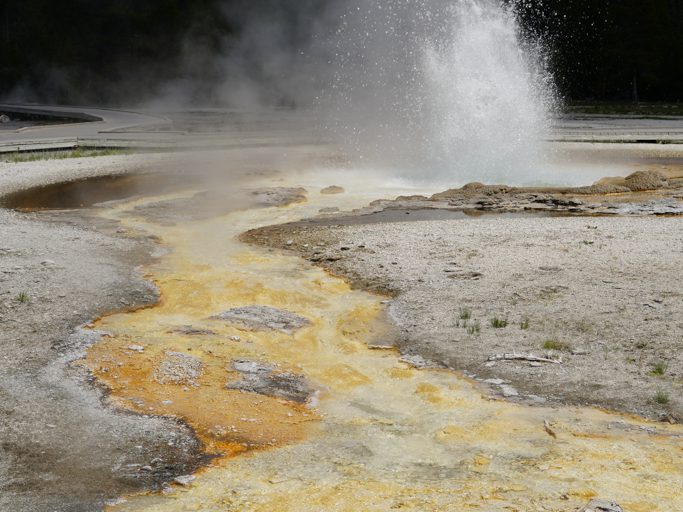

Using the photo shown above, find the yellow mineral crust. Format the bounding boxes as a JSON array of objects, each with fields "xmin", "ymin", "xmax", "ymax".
[{"xmin": 84, "ymin": 185, "xmax": 683, "ymax": 512}]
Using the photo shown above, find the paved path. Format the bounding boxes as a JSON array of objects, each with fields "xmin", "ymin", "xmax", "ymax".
[
  {"xmin": 2, "ymin": 103, "xmax": 683, "ymax": 153},
  {"xmin": 0, "ymin": 104, "xmax": 173, "ymax": 152},
  {"xmin": 554, "ymin": 114, "xmax": 683, "ymax": 142},
  {"xmin": 0, "ymin": 103, "xmax": 324, "ymax": 153}
]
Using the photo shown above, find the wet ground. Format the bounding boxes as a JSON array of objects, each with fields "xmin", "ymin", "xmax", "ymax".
[
  {"xmin": 53, "ymin": 171, "xmax": 682, "ymax": 512},
  {"xmin": 2, "ymin": 147, "xmax": 683, "ymax": 511},
  {"xmin": 0, "ymin": 172, "xmax": 194, "ymax": 210}
]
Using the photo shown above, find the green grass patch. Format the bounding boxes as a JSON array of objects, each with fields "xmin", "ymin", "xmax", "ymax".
[
  {"xmin": 543, "ymin": 339, "xmax": 571, "ymax": 352},
  {"xmin": 654, "ymin": 390, "xmax": 670, "ymax": 404},
  {"xmin": 1, "ymin": 148, "xmax": 126, "ymax": 163},
  {"xmin": 520, "ymin": 317, "xmax": 530, "ymax": 330},
  {"xmin": 651, "ymin": 363, "xmax": 667, "ymax": 377},
  {"xmin": 16, "ymin": 291, "xmax": 29, "ymax": 303},
  {"xmin": 490, "ymin": 317, "xmax": 508, "ymax": 329}
]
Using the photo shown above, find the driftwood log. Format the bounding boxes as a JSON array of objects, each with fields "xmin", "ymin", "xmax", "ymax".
[{"xmin": 488, "ymin": 353, "xmax": 563, "ymax": 364}]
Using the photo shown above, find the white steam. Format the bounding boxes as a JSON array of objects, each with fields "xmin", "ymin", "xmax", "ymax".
[
  {"xmin": 323, "ymin": 0, "xmax": 557, "ymax": 184},
  {"xmin": 147, "ymin": 0, "xmax": 559, "ymax": 185}
]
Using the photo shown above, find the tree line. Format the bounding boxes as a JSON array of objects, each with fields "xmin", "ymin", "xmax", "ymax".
[{"xmin": 514, "ymin": 0, "xmax": 683, "ymax": 102}]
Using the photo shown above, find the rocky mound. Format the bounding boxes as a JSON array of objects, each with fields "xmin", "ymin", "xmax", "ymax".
[{"xmin": 624, "ymin": 170, "xmax": 669, "ymax": 191}]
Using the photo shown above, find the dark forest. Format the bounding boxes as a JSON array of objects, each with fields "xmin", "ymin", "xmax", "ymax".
[{"xmin": 1, "ymin": 0, "xmax": 681, "ymax": 105}]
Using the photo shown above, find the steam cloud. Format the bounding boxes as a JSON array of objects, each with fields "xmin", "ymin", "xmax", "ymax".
[
  {"xmin": 4, "ymin": 0, "xmax": 556, "ymax": 184},
  {"xmin": 152, "ymin": 0, "xmax": 556, "ymax": 184}
]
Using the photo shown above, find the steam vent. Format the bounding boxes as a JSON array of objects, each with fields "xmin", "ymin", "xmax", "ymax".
[{"xmin": 1, "ymin": 1, "xmax": 683, "ymax": 511}]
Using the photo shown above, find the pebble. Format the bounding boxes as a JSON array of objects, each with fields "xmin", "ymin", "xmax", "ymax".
[
  {"xmin": 500, "ymin": 385, "xmax": 519, "ymax": 397},
  {"xmin": 399, "ymin": 354, "xmax": 436, "ymax": 369},
  {"xmin": 579, "ymin": 500, "xmax": 623, "ymax": 512},
  {"xmin": 104, "ymin": 498, "xmax": 128, "ymax": 506},
  {"xmin": 173, "ymin": 475, "xmax": 196, "ymax": 486},
  {"xmin": 127, "ymin": 345, "xmax": 145, "ymax": 353}
]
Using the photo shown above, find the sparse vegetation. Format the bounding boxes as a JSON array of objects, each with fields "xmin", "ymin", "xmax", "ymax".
[
  {"xmin": 651, "ymin": 363, "xmax": 666, "ymax": 377},
  {"xmin": 16, "ymin": 291, "xmax": 29, "ymax": 303},
  {"xmin": 520, "ymin": 317, "xmax": 530, "ymax": 330},
  {"xmin": 543, "ymin": 339, "xmax": 571, "ymax": 352},
  {"xmin": 2, "ymin": 148, "xmax": 126, "ymax": 163},
  {"xmin": 459, "ymin": 308, "xmax": 472, "ymax": 321},
  {"xmin": 467, "ymin": 321, "xmax": 481, "ymax": 336},
  {"xmin": 654, "ymin": 390, "xmax": 670, "ymax": 404},
  {"xmin": 490, "ymin": 317, "xmax": 508, "ymax": 329},
  {"xmin": 575, "ymin": 319, "xmax": 591, "ymax": 334}
]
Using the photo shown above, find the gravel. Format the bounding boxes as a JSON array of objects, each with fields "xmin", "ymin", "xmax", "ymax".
[{"xmin": 0, "ymin": 155, "xmax": 206, "ymax": 512}]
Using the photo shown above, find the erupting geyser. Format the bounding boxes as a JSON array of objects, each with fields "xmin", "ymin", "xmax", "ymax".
[
  {"xmin": 326, "ymin": 0, "xmax": 557, "ymax": 185},
  {"xmin": 424, "ymin": 0, "xmax": 556, "ymax": 183}
]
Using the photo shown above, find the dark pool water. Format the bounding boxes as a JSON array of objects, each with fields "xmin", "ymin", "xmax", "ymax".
[{"xmin": 0, "ymin": 173, "xmax": 195, "ymax": 210}]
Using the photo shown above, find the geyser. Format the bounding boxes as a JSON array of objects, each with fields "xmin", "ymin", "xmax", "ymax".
[{"xmin": 325, "ymin": 0, "xmax": 557, "ymax": 185}]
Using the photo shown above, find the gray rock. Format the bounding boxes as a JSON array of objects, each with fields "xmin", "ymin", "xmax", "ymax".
[
  {"xmin": 250, "ymin": 187, "xmax": 308, "ymax": 206},
  {"xmin": 0, "ymin": 114, "xmax": 10, "ymax": 123},
  {"xmin": 399, "ymin": 354, "xmax": 437, "ymax": 369},
  {"xmin": 173, "ymin": 474, "xmax": 196, "ymax": 486},
  {"xmin": 211, "ymin": 305, "xmax": 310, "ymax": 334},
  {"xmin": 232, "ymin": 359, "xmax": 274, "ymax": 374},
  {"xmin": 500, "ymin": 385, "xmax": 519, "ymax": 397},
  {"xmin": 578, "ymin": 500, "xmax": 623, "ymax": 512},
  {"xmin": 226, "ymin": 359, "xmax": 313, "ymax": 403},
  {"xmin": 321, "ymin": 185, "xmax": 345, "ymax": 195}
]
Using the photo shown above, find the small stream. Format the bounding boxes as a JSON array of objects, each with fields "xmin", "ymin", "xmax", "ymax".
[{"xmin": 68, "ymin": 169, "xmax": 683, "ymax": 512}]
